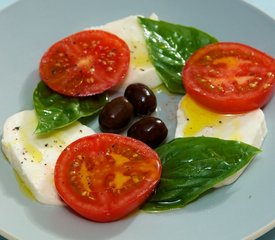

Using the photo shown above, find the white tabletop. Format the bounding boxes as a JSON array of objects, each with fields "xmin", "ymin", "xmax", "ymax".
[{"xmin": 0, "ymin": 0, "xmax": 274, "ymax": 239}]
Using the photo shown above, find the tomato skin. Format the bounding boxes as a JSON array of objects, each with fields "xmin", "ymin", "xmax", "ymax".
[
  {"xmin": 54, "ymin": 133, "xmax": 161, "ymax": 222},
  {"xmin": 182, "ymin": 42, "xmax": 275, "ymax": 113},
  {"xmin": 39, "ymin": 30, "xmax": 130, "ymax": 97}
]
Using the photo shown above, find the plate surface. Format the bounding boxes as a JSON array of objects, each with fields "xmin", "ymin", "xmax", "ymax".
[{"xmin": 0, "ymin": 0, "xmax": 275, "ymax": 239}]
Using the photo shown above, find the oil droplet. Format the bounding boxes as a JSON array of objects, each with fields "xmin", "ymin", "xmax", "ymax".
[
  {"xmin": 181, "ymin": 95, "xmax": 242, "ymax": 141},
  {"xmin": 180, "ymin": 95, "xmax": 245, "ymax": 141},
  {"xmin": 181, "ymin": 95, "xmax": 224, "ymax": 136},
  {"xmin": 130, "ymin": 40, "xmax": 151, "ymax": 68},
  {"xmin": 19, "ymin": 115, "xmax": 43, "ymax": 163}
]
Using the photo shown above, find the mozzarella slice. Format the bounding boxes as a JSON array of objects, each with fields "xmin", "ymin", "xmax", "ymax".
[
  {"xmin": 1, "ymin": 110, "xmax": 95, "ymax": 205},
  {"xmin": 92, "ymin": 14, "xmax": 162, "ymax": 92},
  {"xmin": 175, "ymin": 95, "xmax": 267, "ymax": 187}
]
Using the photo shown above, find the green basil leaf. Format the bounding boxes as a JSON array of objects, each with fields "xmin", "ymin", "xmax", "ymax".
[
  {"xmin": 138, "ymin": 17, "xmax": 218, "ymax": 94},
  {"xmin": 33, "ymin": 81, "xmax": 108, "ymax": 134},
  {"xmin": 142, "ymin": 137, "xmax": 260, "ymax": 211}
]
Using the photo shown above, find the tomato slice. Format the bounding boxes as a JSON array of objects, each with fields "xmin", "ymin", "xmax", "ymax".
[
  {"xmin": 182, "ymin": 42, "xmax": 275, "ymax": 113},
  {"xmin": 39, "ymin": 30, "xmax": 130, "ymax": 97},
  {"xmin": 54, "ymin": 133, "xmax": 161, "ymax": 222}
]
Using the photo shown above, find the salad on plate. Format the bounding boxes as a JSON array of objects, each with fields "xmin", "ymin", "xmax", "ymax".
[{"xmin": 1, "ymin": 14, "xmax": 275, "ymax": 222}]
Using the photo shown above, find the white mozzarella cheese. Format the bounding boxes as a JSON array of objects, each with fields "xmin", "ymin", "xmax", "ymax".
[
  {"xmin": 1, "ymin": 110, "xmax": 95, "ymax": 205},
  {"xmin": 175, "ymin": 95, "xmax": 267, "ymax": 187},
  {"xmin": 92, "ymin": 14, "xmax": 162, "ymax": 92}
]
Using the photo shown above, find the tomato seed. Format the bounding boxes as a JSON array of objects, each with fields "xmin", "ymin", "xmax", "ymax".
[
  {"xmin": 264, "ymin": 83, "xmax": 271, "ymax": 89},
  {"xmin": 107, "ymin": 50, "xmax": 116, "ymax": 58},
  {"xmin": 249, "ymin": 82, "xmax": 258, "ymax": 88},
  {"xmin": 72, "ymin": 161, "xmax": 80, "ymax": 168},
  {"xmin": 256, "ymin": 77, "xmax": 263, "ymax": 81},
  {"xmin": 81, "ymin": 191, "xmax": 88, "ymax": 196},
  {"xmin": 89, "ymin": 67, "xmax": 95, "ymax": 73},
  {"xmin": 106, "ymin": 66, "xmax": 113, "ymax": 72},
  {"xmin": 267, "ymin": 72, "xmax": 274, "ymax": 78},
  {"xmin": 205, "ymin": 55, "xmax": 212, "ymax": 61},
  {"xmin": 70, "ymin": 170, "xmax": 77, "ymax": 175},
  {"xmin": 86, "ymin": 77, "xmax": 94, "ymax": 84},
  {"xmin": 70, "ymin": 175, "xmax": 77, "ymax": 182}
]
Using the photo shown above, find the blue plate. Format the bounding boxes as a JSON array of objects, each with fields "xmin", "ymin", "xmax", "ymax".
[{"xmin": 0, "ymin": 0, "xmax": 275, "ymax": 239}]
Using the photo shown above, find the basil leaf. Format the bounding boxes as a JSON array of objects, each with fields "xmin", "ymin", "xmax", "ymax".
[
  {"xmin": 33, "ymin": 81, "xmax": 108, "ymax": 134},
  {"xmin": 142, "ymin": 137, "xmax": 260, "ymax": 211},
  {"xmin": 138, "ymin": 17, "xmax": 218, "ymax": 94}
]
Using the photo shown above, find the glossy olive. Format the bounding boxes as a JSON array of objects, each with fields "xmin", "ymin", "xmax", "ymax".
[
  {"xmin": 99, "ymin": 96, "xmax": 133, "ymax": 133},
  {"xmin": 124, "ymin": 83, "xmax": 157, "ymax": 116},
  {"xmin": 127, "ymin": 117, "xmax": 168, "ymax": 148}
]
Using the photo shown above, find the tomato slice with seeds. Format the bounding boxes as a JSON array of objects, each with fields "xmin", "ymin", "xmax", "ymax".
[
  {"xmin": 54, "ymin": 133, "xmax": 161, "ymax": 222},
  {"xmin": 39, "ymin": 30, "xmax": 130, "ymax": 97},
  {"xmin": 182, "ymin": 42, "xmax": 275, "ymax": 113}
]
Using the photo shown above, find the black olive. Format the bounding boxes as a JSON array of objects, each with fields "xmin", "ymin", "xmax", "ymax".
[
  {"xmin": 99, "ymin": 96, "xmax": 133, "ymax": 133},
  {"xmin": 127, "ymin": 117, "xmax": 168, "ymax": 148},
  {"xmin": 124, "ymin": 83, "xmax": 157, "ymax": 116}
]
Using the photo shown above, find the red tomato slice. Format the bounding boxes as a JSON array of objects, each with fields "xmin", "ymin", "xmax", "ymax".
[
  {"xmin": 54, "ymin": 133, "xmax": 161, "ymax": 222},
  {"xmin": 182, "ymin": 42, "xmax": 275, "ymax": 113},
  {"xmin": 39, "ymin": 30, "xmax": 130, "ymax": 97}
]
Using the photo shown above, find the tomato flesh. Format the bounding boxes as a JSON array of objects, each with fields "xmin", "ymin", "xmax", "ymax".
[
  {"xmin": 182, "ymin": 42, "xmax": 275, "ymax": 113},
  {"xmin": 54, "ymin": 133, "xmax": 161, "ymax": 222},
  {"xmin": 39, "ymin": 30, "xmax": 130, "ymax": 97}
]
